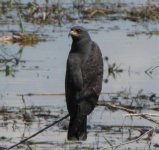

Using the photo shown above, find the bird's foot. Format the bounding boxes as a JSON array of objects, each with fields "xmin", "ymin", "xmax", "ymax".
[{"xmin": 78, "ymin": 133, "xmax": 87, "ymax": 141}]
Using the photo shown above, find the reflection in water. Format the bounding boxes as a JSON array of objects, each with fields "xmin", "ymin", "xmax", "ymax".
[
  {"xmin": 104, "ymin": 56, "xmax": 123, "ymax": 83},
  {"xmin": 145, "ymin": 64, "xmax": 159, "ymax": 78}
]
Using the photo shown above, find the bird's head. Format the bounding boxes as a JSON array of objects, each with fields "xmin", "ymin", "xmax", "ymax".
[{"xmin": 69, "ymin": 26, "xmax": 91, "ymax": 41}]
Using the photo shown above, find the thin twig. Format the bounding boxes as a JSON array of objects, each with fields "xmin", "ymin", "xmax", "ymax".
[
  {"xmin": 7, "ymin": 114, "xmax": 69, "ymax": 150},
  {"xmin": 17, "ymin": 93, "xmax": 65, "ymax": 96}
]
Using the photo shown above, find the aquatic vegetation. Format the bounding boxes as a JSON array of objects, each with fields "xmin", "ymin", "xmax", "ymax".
[{"xmin": 127, "ymin": 3, "xmax": 159, "ymax": 21}]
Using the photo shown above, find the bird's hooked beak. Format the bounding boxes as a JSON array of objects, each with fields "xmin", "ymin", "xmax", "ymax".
[{"xmin": 68, "ymin": 29, "xmax": 79, "ymax": 37}]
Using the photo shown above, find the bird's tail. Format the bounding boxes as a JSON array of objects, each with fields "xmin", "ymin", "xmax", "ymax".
[{"xmin": 68, "ymin": 114, "xmax": 87, "ymax": 141}]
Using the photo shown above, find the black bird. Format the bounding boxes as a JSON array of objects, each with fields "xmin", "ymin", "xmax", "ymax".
[{"xmin": 65, "ymin": 26, "xmax": 103, "ymax": 140}]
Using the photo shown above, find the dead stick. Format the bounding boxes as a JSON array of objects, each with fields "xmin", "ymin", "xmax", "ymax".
[
  {"xmin": 7, "ymin": 114, "xmax": 69, "ymax": 150},
  {"xmin": 98, "ymin": 102, "xmax": 159, "ymax": 124},
  {"xmin": 17, "ymin": 92, "xmax": 116, "ymax": 97},
  {"xmin": 17, "ymin": 93, "xmax": 65, "ymax": 96}
]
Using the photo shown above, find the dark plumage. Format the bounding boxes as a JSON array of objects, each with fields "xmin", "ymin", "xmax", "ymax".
[{"xmin": 65, "ymin": 26, "xmax": 103, "ymax": 140}]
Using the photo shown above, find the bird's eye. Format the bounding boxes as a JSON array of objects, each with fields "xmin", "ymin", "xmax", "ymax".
[{"xmin": 76, "ymin": 29, "xmax": 81, "ymax": 33}]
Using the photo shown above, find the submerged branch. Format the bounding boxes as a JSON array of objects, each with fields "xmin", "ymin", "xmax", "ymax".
[{"xmin": 98, "ymin": 101, "xmax": 159, "ymax": 124}]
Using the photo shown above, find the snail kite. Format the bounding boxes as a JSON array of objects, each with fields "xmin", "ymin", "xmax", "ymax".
[{"xmin": 65, "ymin": 26, "xmax": 103, "ymax": 140}]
